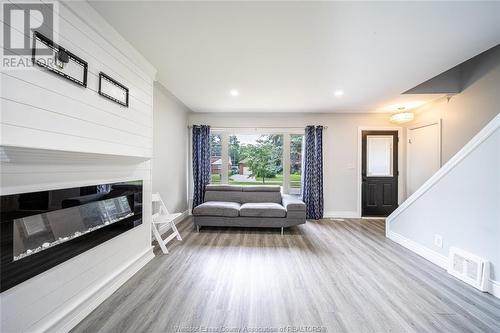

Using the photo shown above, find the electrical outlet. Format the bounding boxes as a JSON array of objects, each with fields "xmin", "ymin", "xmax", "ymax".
[{"xmin": 434, "ymin": 234, "xmax": 443, "ymax": 248}]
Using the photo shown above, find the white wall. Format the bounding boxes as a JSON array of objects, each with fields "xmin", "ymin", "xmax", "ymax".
[
  {"xmin": 410, "ymin": 45, "xmax": 500, "ymax": 164},
  {"xmin": 153, "ymin": 82, "xmax": 190, "ymax": 214},
  {"xmin": 189, "ymin": 112, "xmax": 405, "ymax": 217},
  {"xmin": 1, "ymin": 1, "xmax": 155, "ymax": 157},
  {"xmin": 0, "ymin": 1, "xmax": 156, "ymax": 331},
  {"xmin": 387, "ymin": 47, "xmax": 500, "ymax": 298},
  {"xmin": 387, "ymin": 117, "xmax": 499, "ymax": 296}
]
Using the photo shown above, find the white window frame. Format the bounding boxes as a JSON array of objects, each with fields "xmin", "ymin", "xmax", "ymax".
[{"xmin": 211, "ymin": 128, "xmax": 303, "ymax": 194}]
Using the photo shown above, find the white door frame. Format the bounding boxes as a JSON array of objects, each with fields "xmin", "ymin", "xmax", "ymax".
[
  {"xmin": 357, "ymin": 126, "xmax": 403, "ymax": 218},
  {"xmin": 406, "ymin": 119, "xmax": 442, "ymax": 197}
]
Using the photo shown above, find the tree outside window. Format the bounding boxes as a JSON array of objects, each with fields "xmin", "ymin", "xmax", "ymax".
[
  {"xmin": 228, "ymin": 134, "xmax": 283, "ymax": 185},
  {"xmin": 290, "ymin": 134, "xmax": 304, "ymax": 194}
]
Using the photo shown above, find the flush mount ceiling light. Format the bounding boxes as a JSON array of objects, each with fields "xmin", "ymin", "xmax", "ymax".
[
  {"xmin": 334, "ymin": 89, "xmax": 344, "ymax": 97},
  {"xmin": 229, "ymin": 89, "xmax": 239, "ymax": 97},
  {"xmin": 390, "ymin": 107, "xmax": 414, "ymax": 124}
]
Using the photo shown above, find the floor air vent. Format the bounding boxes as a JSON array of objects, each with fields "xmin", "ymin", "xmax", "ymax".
[{"xmin": 448, "ymin": 247, "xmax": 490, "ymax": 292}]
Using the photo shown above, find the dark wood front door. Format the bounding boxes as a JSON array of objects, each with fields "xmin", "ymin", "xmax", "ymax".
[{"xmin": 362, "ymin": 131, "xmax": 399, "ymax": 217}]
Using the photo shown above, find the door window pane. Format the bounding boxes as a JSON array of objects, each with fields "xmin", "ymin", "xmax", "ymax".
[
  {"xmin": 210, "ymin": 134, "xmax": 222, "ymax": 184},
  {"xmin": 228, "ymin": 134, "xmax": 283, "ymax": 186},
  {"xmin": 290, "ymin": 134, "xmax": 303, "ymax": 194},
  {"xmin": 367, "ymin": 136, "xmax": 393, "ymax": 177}
]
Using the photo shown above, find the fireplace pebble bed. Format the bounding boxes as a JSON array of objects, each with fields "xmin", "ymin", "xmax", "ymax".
[{"xmin": 13, "ymin": 212, "xmax": 134, "ymax": 261}]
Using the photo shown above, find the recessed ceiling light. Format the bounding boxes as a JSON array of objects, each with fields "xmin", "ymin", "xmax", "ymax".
[
  {"xmin": 230, "ymin": 89, "xmax": 239, "ymax": 97},
  {"xmin": 334, "ymin": 90, "xmax": 344, "ymax": 97}
]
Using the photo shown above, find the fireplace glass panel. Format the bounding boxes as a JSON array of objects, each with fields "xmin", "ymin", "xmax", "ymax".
[
  {"xmin": 1, "ymin": 180, "xmax": 143, "ymax": 292},
  {"xmin": 13, "ymin": 196, "xmax": 133, "ymax": 261}
]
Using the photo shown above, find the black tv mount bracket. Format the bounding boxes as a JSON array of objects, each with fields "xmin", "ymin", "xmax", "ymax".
[{"xmin": 55, "ymin": 49, "xmax": 69, "ymax": 69}]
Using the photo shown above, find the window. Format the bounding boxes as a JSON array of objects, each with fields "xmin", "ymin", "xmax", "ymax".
[
  {"xmin": 367, "ymin": 135, "xmax": 393, "ymax": 177},
  {"xmin": 228, "ymin": 134, "xmax": 283, "ymax": 186},
  {"xmin": 209, "ymin": 133, "xmax": 222, "ymax": 184},
  {"xmin": 208, "ymin": 131, "xmax": 303, "ymax": 194},
  {"xmin": 289, "ymin": 134, "xmax": 304, "ymax": 194}
]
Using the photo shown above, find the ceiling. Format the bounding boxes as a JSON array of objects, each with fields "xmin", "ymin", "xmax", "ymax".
[{"xmin": 89, "ymin": 1, "xmax": 500, "ymax": 113}]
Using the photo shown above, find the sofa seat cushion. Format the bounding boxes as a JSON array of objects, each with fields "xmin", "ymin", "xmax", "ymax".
[
  {"xmin": 193, "ymin": 201, "xmax": 240, "ymax": 217},
  {"xmin": 239, "ymin": 203, "xmax": 286, "ymax": 218}
]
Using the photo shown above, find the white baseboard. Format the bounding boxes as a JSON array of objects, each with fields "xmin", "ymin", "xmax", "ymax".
[
  {"xmin": 387, "ymin": 231, "xmax": 500, "ymax": 299},
  {"xmin": 490, "ymin": 279, "xmax": 500, "ymax": 298},
  {"xmin": 158, "ymin": 210, "xmax": 189, "ymax": 235},
  {"xmin": 42, "ymin": 247, "xmax": 155, "ymax": 333},
  {"xmin": 324, "ymin": 211, "xmax": 359, "ymax": 218},
  {"xmin": 387, "ymin": 230, "xmax": 448, "ymax": 269}
]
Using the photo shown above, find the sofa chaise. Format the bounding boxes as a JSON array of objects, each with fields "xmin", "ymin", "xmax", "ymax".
[{"xmin": 192, "ymin": 184, "xmax": 306, "ymax": 233}]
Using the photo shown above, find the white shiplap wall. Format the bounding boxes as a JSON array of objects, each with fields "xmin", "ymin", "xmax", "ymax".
[
  {"xmin": 1, "ymin": 0, "xmax": 154, "ymax": 157},
  {"xmin": 0, "ymin": 1, "xmax": 157, "ymax": 332}
]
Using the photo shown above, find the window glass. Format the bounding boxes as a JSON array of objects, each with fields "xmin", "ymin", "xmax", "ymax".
[
  {"xmin": 210, "ymin": 134, "xmax": 222, "ymax": 184},
  {"xmin": 290, "ymin": 134, "xmax": 303, "ymax": 194},
  {"xmin": 228, "ymin": 134, "xmax": 283, "ymax": 186},
  {"xmin": 367, "ymin": 135, "xmax": 393, "ymax": 177}
]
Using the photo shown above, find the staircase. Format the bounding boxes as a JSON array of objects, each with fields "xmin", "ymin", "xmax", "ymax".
[{"xmin": 386, "ymin": 114, "xmax": 499, "ymax": 297}]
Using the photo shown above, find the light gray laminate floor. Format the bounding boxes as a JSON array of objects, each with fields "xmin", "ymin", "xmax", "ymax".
[{"xmin": 72, "ymin": 218, "xmax": 500, "ymax": 333}]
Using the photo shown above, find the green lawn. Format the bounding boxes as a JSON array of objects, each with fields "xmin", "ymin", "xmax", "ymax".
[
  {"xmin": 211, "ymin": 174, "xmax": 222, "ymax": 184},
  {"xmin": 211, "ymin": 173, "xmax": 301, "ymax": 188}
]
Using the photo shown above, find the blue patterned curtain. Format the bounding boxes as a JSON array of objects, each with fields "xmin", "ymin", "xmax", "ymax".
[
  {"xmin": 302, "ymin": 125, "xmax": 324, "ymax": 219},
  {"xmin": 192, "ymin": 125, "xmax": 211, "ymax": 209}
]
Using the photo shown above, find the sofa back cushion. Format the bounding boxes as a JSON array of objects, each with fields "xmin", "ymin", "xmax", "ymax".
[
  {"xmin": 204, "ymin": 185, "xmax": 282, "ymax": 204},
  {"xmin": 239, "ymin": 191, "xmax": 282, "ymax": 204},
  {"xmin": 204, "ymin": 190, "xmax": 242, "ymax": 203}
]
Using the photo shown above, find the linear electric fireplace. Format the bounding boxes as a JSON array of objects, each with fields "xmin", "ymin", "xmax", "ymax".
[{"xmin": 0, "ymin": 180, "xmax": 143, "ymax": 292}]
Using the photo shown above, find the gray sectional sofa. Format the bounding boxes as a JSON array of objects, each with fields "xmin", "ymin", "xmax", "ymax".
[{"xmin": 192, "ymin": 185, "xmax": 306, "ymax": 233}]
